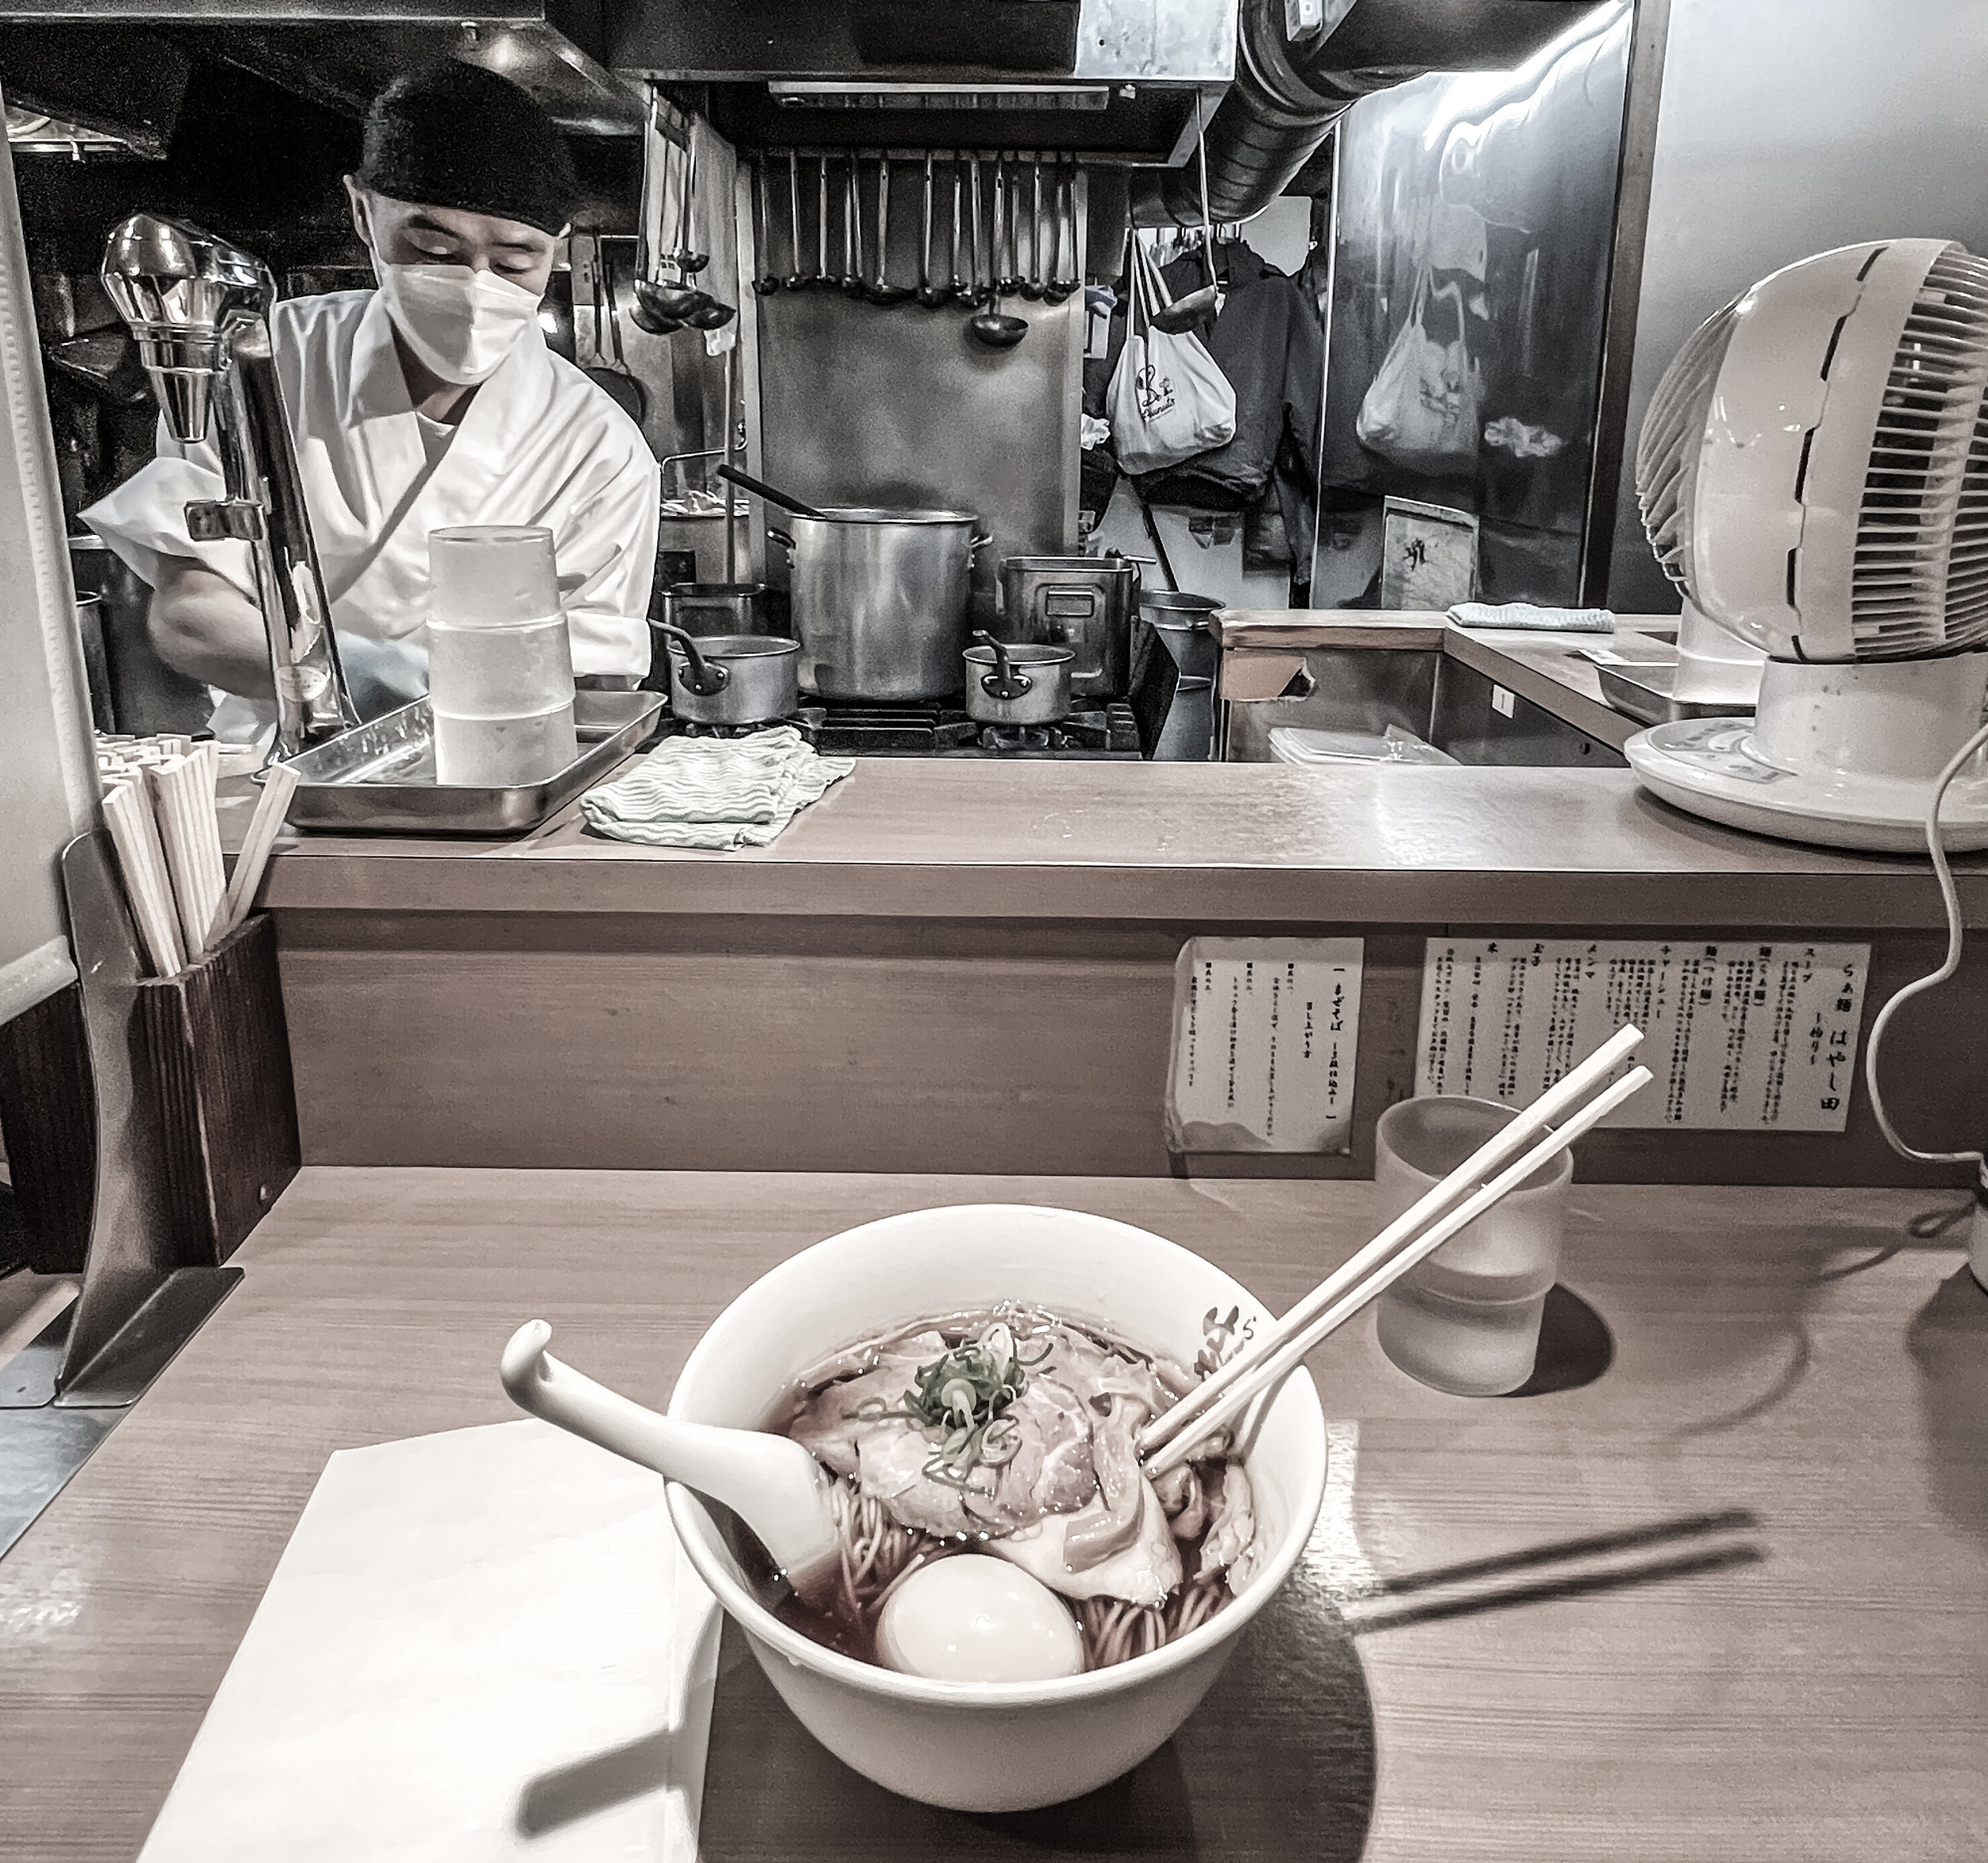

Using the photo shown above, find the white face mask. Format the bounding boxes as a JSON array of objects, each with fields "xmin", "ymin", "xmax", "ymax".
[{"xmin": 371, "ymin": 258, "xmax": 542, "ymax": 386}]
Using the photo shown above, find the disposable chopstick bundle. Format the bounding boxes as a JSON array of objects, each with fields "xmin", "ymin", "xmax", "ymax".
[
  {"xmin": 147, "ymin": 753, "xmax": 226, "ymax": 966},
  {"xmin": 218, "ymin": 762, "xmax": 298, "ymax": 936},
  {"xmin": 102, "ymin": 778, "xmax": 186, "ymax": 979}
]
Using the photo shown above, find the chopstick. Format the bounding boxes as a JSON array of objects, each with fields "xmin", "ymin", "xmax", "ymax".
[
  {"xmin": 147, "ymin": 753, "xmax": 225, "ymax": 966},
  {"xmin": 216, "ymin": 762, "xmax": 298, "ymax": 937},
  {"xmin": 1138, "ymin": 1023, "xmax": 1646, "ymax": 1463},
  {"xmin": 1142, "ymin": 1061, "xmax": 1655, "ymax": 1479},
  {"xmin": 102, "ymin": 778, "xmax": 186, "ymax": 979}
]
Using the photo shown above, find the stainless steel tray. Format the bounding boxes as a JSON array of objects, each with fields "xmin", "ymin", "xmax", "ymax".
[
  {"xmin": 283, "ymin": 690, "xmax": 663, "ymax": 835},
  {"xmin": 1591, "ymin": 660, "xmax": 1752, "ymax": 728},
  {"xmin": 1579, "ymin": 643, "xmax": 1753, "ymax": 728}
]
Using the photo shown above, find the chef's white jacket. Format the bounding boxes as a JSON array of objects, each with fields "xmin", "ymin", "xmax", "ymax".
[{"xmin": 84, "ymin": 289, "xmax": 659, "ymax": 730}]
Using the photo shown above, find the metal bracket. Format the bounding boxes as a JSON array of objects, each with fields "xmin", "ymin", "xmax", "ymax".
[{"xmin": 186, "ymin": 497, "xmax": 264, "ymax": 543}]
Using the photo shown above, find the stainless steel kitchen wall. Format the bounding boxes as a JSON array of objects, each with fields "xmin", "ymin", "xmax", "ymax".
[
  {"xmin": 752, "ymin": 156, "xmax": 1083, "ymax": 628},
  {"xmin": 1603, "ymin": 0, "xmax": 1988, "ymax": 612},
  {"xmin": 1312, "ymin": 2, "xmax": 1634, "ymax": 609}
]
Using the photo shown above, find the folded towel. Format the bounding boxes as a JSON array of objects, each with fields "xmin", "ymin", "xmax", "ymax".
[
  {"xmin": 1449, "ymin": 601, "xmax": 1615, "ymax": 634},
  {"xmin": 580, "ymin": 726, "xmax": 854, "ymax": 851}
]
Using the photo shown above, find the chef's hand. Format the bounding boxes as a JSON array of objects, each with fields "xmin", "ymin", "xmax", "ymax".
[{"xmin": 148, "ymin": 557, "xmax": 275, "ymax": 699}]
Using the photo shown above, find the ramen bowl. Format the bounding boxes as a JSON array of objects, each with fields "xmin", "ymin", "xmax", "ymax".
[{"xmin": 666, "ymin": 1204, "xmax": 1329, "ymax": 1812}]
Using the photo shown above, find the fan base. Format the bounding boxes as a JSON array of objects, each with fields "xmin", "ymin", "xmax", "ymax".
[{"xmin": 1627, "ymin": 718, "xmax": 1988, "ymax": 851}]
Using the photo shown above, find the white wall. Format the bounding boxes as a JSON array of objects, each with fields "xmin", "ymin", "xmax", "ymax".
[
  {"xmin": 1606, "ymin": 0, "xmax": 1988, "ymax": 611},
  {"xmin": 0, "ymin": 109, "xmax": 98, "ymax": 1022}
]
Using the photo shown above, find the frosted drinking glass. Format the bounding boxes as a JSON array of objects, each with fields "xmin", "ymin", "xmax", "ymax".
[
  {"xmin": 1372, "ymin": 1096, "xmax": 1572, "ymax": 1397},
  {"xmin": 425, "ymin": 527, "xmax": 576, "ymax": 786},
  {"xmin": 428, "ymin": 525, "xmax": 560, "ymax": 628}
]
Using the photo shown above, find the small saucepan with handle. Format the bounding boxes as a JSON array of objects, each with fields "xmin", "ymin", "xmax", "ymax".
[
  {"xmin": 650, "ymin": 621, "xmax": 800, "ymax": 727},
  {"xmin": 964, "ymin": 630, "xmax": 1074, "ymax": 729}
]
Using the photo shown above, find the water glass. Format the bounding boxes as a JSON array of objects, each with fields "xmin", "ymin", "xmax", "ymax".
[{"xmin": 1373, "ymin": 1096, "xmax": 1572, "ymax": 1397}]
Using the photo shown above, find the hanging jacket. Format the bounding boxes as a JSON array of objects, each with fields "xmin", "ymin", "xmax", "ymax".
[{"xmin": 1090, "ymin": 241, "xmax": 1321, "ymax": 513}]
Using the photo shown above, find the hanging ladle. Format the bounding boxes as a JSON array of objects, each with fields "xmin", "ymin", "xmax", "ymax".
[
  {"xmin": 752, "ymin": 161, "xmax": 780, "ymax": 296},
  {"xmin": 632, "ymin": 136, "xmax": 707, "ymax": 329},
  {"xmin": 783, "ymin": 151, "xmax": 810, "ymax": 291},
  {"xmin": 867, "ymin": 154, "xmax": 913, "ymax": 306},
  {"xmin": 672, "ymin": 135, "xmax": 711, "ymax": 277},
  {"xmin": 967, "ymin": 154, "xmax": 1028, "ymax": 350},
  {"xmin": 502, "ymin": 1321, "xmax": 839, "ymax": 1597},
  {"xmin": 1021, "ymin": 155, "xmax": 1046, "ymax": 301},
  {"xmin": 816, "ymin": 154, "xmax": 831, "ymax": 297},
  {"xmin": 1043, "ymin": 159, "xmax": 1077, "ymax": 305},
  {"xmin": 972, "ymin": 630, "xmax": 1033, "ymax": 703},
  {"xmin": 914, "ymin": 152, "xmax": 943, "ymax": 309},
  {"xmin": 1150, "ymin": 106, "xmax": 1220, "ymax": 336},
  {"xmin": 716, "ymin": 461, "xmax": 827, "ymax": 520},
  {"xmin": 840, "ymin": 153, "xmax": 866, "ymax": 298},
  {"xmin": 944, "ymin": 155, "xmax": 968, "ymax": 307}
]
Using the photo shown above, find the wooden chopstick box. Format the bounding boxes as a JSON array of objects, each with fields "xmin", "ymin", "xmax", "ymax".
[{"xmin": 137, "ymin": 912, "xmax": 300, "ymax": 1265}]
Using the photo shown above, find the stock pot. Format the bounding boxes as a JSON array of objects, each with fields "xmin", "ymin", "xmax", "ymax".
[{"xmin": 769, "ymin": 508, "xmax": 989, "ymax": 701}]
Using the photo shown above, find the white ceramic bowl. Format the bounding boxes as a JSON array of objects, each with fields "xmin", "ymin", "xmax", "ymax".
[{"xmin": 665, "ymin": 1204, "xmax": 1328, "ymax": 1812}]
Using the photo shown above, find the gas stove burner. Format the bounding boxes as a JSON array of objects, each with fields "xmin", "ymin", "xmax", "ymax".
[
  {"xmin": 654, "ymin": 712, "xmax": 813, "ymax": 745},
  {"xmin": 798, "ymin": 697, "xmax": 1144, "ymax": 759},
  {"xmin": 979, "ymin": 722, "xmax": 1055, "ymax": 754}
]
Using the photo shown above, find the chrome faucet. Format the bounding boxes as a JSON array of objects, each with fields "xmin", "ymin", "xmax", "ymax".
[{"xmin": 101, "ymin": 213, "xmax": 358, "ymax": 756}]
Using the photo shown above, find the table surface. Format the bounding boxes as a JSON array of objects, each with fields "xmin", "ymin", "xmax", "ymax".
[{"xmin": 5, "ymin": 1169, "xmax": 1985, "ymax": 1861}]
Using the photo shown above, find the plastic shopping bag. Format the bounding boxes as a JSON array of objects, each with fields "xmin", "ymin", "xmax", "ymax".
[
  {"xmin": 1355, "ymin": 269, "xmax": 1482, "ymax": 473},
  {"xmin": 1107, "ymin": 239, "xmax": 1237, "ymax": 476}
]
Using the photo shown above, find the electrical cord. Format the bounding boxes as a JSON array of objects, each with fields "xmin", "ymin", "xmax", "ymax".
[{"xmin": 1863, "ymin": 717, "xmax": 1988, "ymax": 1177}]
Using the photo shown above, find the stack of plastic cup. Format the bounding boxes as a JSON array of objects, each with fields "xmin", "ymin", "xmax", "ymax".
[{"xmin": 426, "ymin": 526, "xmax": 578, "ymax": 786}]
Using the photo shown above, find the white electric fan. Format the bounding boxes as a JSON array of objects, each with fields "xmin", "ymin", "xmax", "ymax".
[{"xmin": 1625, "ymin": 238, "xmax": 1988, "ymax": 850}]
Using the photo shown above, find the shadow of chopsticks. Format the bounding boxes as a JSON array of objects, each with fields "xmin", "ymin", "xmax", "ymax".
[
  {"xmin": 517, "ymin": 1726, "xmax": 675, "ymax": 1837},
  {"xmin": 1343, "ymin": 1507, "xmax": 1764, "ymax": 1636}
]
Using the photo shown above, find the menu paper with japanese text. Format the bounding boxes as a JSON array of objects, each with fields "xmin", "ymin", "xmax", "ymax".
[
  {"xmin": 1415, "ymin": 938, "xmax": 1871, "ymax": 1131},
  {"xmin": 1166, "ymin": 937, "xmax": 1364, "ymax": 1152}
]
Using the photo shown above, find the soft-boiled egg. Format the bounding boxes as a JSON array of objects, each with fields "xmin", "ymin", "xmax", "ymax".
[{"xmin": 876, "ymin": 1554, "xmax": 1085, "ymax": 1684}]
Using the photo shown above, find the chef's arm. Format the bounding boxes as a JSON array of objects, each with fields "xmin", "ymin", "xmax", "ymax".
[{"xmin": 148, "ymin": 556, "xmax": 275, "ymax": 700}]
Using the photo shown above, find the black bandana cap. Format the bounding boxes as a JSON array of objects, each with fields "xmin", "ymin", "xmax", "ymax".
[{"xmin": 355, "ymin": 60, "xmax": 580, "ymax": 237}]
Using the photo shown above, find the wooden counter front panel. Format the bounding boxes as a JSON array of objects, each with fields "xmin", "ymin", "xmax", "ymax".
[
  {"xmin": 277, "ymin": 914, "xmax": 1421, "ymax": 1177},
  {"xmin": 275, "ymin": 912, "xmax": 1980, "ymax": 1185}
]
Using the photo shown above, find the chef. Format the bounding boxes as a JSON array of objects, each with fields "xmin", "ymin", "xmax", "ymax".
[{"xmin": 85, "ymin": 60, "xmax": 659, "ymax": 736}]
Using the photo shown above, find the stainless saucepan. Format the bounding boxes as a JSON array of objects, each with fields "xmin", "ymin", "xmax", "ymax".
[
  {"xmin": 964, "ymin": 630, "xmax": 1074, "ymax": 728},
  {"xmin": 650, "ymin": 622, "xmax": 800, "ymax": 726}
]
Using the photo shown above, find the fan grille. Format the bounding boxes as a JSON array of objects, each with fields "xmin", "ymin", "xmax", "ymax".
[
  {"xmin": 1634, "ymin": 295, "xmax": 1741, "ymax": 603},
  {"xmin": 1850, "ymin": 246, "xmax": 1988, "ymax": 656}
]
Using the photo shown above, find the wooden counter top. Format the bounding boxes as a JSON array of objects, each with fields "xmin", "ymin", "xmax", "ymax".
[
  {"xmin": 258, "ymin": 760, "xmax": 1988, "ymax": 931},
  {"xmin": 5, "ymin": 1169, "xmax": 1984, "ymax": 1860}
]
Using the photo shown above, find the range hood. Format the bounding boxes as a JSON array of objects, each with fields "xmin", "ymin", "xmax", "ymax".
[
  {"xmin": 617, "ymin": 0, "xmax": 1236, "ymax": 162},
  {"xmin": 0, "ymin": 3, "xmax": 643, "ymax": 136}
]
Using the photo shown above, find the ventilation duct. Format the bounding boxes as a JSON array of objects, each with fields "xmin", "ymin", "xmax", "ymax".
[{"xmin": 1133, "ymin": 0, "xmax": 1608, "ymax": 225}]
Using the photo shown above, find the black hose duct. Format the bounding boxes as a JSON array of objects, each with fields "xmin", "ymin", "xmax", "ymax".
[{"xmin": 1133, "ymin": 0, "xmax": 1605, "ymax": 225}]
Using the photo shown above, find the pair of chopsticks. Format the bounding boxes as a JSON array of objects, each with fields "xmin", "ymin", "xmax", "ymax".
[
  {"xmin": 1140, "ymin": 1025, "xmax": 1653, "ymax": 1478},
  {"xmin": 96, "ymin": 734, "xmax": 297, "ymax": 980}
]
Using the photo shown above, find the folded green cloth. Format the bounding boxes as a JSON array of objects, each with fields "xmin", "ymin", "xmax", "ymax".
[
  {"xmin": 1449, "ymin": 600, "xmax": 1615, "ymax": 633},
  {"xmin": 580, "ymin": 726, "xmax": 855, "ymax": 851}
]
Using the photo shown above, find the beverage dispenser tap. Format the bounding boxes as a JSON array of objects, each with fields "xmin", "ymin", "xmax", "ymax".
[{"xmin": 101, "ymin": 212, "xmax": 358, "ymax": 758}]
